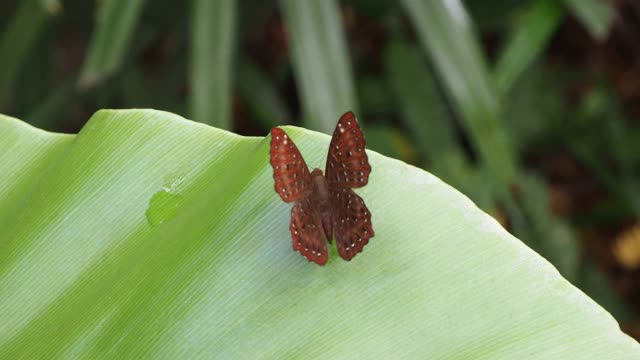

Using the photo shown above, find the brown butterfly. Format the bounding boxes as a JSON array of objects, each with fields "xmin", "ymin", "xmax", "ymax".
[{"xmin": 270, "ymin": 111, "xmax": 374, "ymax": 265}]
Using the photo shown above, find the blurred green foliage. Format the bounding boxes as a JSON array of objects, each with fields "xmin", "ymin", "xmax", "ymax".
[{"xmin": 0, "ymin": 0, "xmax": 637, "ymax": 329}]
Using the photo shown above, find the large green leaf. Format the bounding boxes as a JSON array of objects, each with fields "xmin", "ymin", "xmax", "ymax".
[{"xmin": 0, "ymin": 110, "xmax": 638, "ymax": 358}]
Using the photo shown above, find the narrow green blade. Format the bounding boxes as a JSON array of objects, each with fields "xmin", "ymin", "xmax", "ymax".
[
  {"xmin": 280, "ymin": 0, "xmax": 358, "ymax": 133},
  {"xmin": 384, "ymin": 38, "xmax": 456, "ymax": 161},
  {"xmin": 0, "ymin": 0, "xmax": 50, "ymax": 108},
  {"xmin": 78, "ymin": 0, "xmax": 146, "ymax": 87},
  {"xmin": 494, "ymin": 0, "xmax": 565, "ymax": 93},
  {"xmin": 564, "ymin": 0, "xmax": 615, "ymax": 40},
  {"xmin": 189, "ymin": 0, "xmax": 236, "ymax": 128},
  {"xmin": 236, "ymin": 58, "xmax": 290, "ymax": 128},
  {"xmin": 402, "ymin": 0, "xmax": 517, "ymax": 185}
]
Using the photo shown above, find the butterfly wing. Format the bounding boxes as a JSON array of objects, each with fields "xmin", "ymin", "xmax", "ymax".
[
  {"xmin": 325, "ymin": 111, "xmax": 374, "ymax": 261},
  {"xmin": 331, "ymin": 188, "xmax": 374, "ymax": 261},
  {"xmin": 325, "ymin": 111, "xmax": 371, "ymax": 189},
  {"xmin": 291, "ymin": 198, "xmax": 329, "ymax": 265},
  {"xmin": 270, "ymin": 128, "xmax": 312, "ymax": 203}
]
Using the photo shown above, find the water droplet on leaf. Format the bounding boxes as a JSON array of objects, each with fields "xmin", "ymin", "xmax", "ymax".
[{"xmin": 145, "ymin": 176, "xmax": 185, "ymax": 226}]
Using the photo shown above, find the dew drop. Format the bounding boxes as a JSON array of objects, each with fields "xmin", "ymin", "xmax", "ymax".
[{"xmin": 146, "ymin": 175, "xmax": 186, "ymax": 226}]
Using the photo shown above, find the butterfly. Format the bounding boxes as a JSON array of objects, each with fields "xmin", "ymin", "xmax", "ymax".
[{"xmin": 269, "ymin": 111, "xmax": 374, "ymax": 265}]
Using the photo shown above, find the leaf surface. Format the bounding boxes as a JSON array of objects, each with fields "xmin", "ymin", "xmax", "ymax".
[{"xmin": 0, "ymin": 110, "xmax": 637, "ymax": 358}]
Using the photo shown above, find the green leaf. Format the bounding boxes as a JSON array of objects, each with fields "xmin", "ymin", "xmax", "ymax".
[
  {"xmin": 79, "ymin": 0, "xmax": 146, "ymax": 88},
  {"xmin": 280, "ymin": 0, "xmax": 358, "ymax": 133},
  {"xmin": 494, "ymin": 0, "xmax": 565, "ymax": 93},
  {"xmin": 402, "ymin": 0, "xmax": 517, "ymax": 185},
  {"xmin": 189, "ymin": 0, "xmax": 237, "ymax": 128},
  {"xmin": 363, "ymin": 124, "xmax": 418, "ymax": 164},
  {"xmin": 0, "ymin": 0, "xmax": 51, "ymax": 108},
  {"xmin": 515, "ymin": 174, "xmax": 580, "ymax": 281},
  {"xmin": 504, "ymin": 64, "xmax": 568, "ymax": 150},
  {"xmin": 430, "ymin": 150, "xmax": 498, "ymax": 213},
  {"xmin": 571, "ymin": 84, "xmax": 640, "ymax": 218},
  {"xmin": 356, "ymin": 75, "xmax": 395, "ymax": 115},
  {"xmin": 464, "ymin": 0, "xmax": 523, "ymax": 32},
  {"xmin": 25, "ymin": 74, "xmax": 78, "ymax": 130},
  {"xmin": 384, "ymin": 37, "xmax": 457, "ymax": 161},
  {"xmin": 564, "ymin": 0, "xmax": 615, "ymax": 40},
  {"xmin": 1, "ymin": 110, "xmax": 638, "ymax": 358},
  {"xmin": 579, "ymin": 263, "xmax": 634, "ymax": 324},
  {"xmin": 235, "ymin": 58, "xmax": 290, "ymax": 129}
]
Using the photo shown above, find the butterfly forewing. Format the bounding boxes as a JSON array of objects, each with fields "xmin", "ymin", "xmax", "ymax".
[
  {"xmin": 331, "ymin": 188, "xmax": 374, "ymax": 261},
  {"xmin": 291, "ymin": 198, "xmax": 328, "ymax": 265},
  {"xmin": 325, "ymin": 111, "xmax": 371, "ymax": 189},
  {"xmin": 270, "ymin": 128, "xmax": 312, "ymax": 203}
]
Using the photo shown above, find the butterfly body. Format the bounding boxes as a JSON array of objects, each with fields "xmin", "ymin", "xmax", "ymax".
[
  {"xmin": 308, "ymin": 168, "xmax": 334, "ymax": 243},
  {"xmin": 270, "ymin": 112, "xmax": 374, "ymax": 265}
]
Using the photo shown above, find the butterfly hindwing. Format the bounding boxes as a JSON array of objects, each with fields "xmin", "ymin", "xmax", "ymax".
[
  {"xmin": 270, "ymin": 128, "xmax": 312, "ymax": 203},
  {"xmin": 325, "ymin": 111, "xmax": 371, "ymax": 189},
  {"xmin": 331, "ymin": 188, "xmax": 374, "ymax": 261},
  {"xmin": 290, "ymin": 198, "xmax": 328, "ymax": 265}
]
